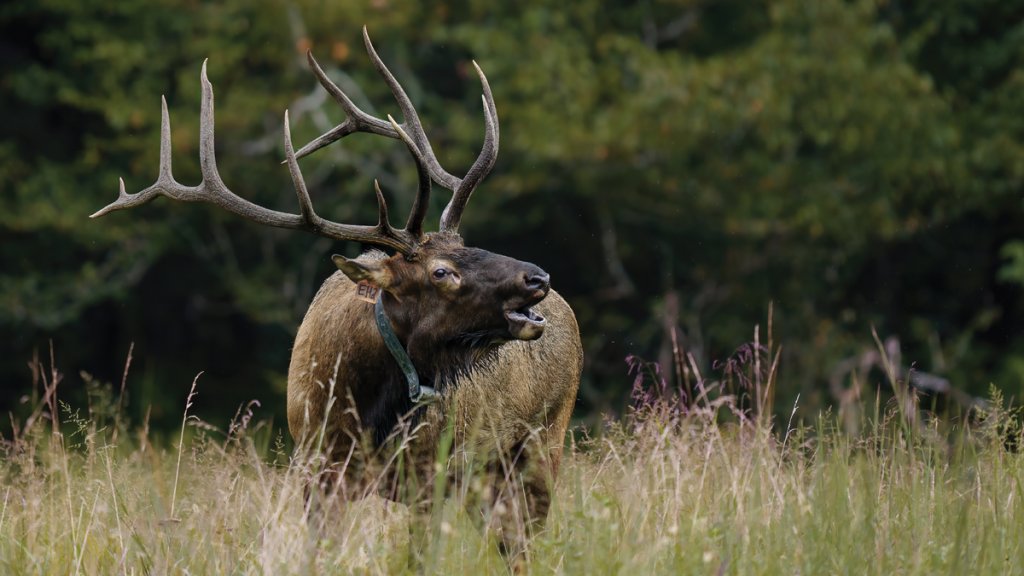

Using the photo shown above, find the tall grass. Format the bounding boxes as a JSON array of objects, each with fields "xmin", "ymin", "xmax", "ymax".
[{"xmin": 2, "ymin": 346, "xmax": 1023, "ymax": 575}]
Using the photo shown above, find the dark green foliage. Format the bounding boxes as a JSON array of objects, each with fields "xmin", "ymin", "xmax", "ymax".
[{"xmin": 2, "ymin": 0, "xmax": 1023, "ymax": 430}]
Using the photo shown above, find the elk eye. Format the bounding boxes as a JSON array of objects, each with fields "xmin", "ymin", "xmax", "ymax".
[{"xmin": 432, "ymin": 268, "xmax": 448, "ymax": 279}]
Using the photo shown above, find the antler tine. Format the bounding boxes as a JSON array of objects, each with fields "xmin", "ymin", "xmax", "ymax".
[
  {"xmin": 371, "ymin": 180, "xmax": 398, "ymax": 237},
  {"xmin": 387, "ymin": 114, "xmax": 431, "ymax": 238},
  {"xmin": 90, "ymin": 94, "xmax": 178, "ymax": 218},
  {"xmin": 439, "ymin": 62, "xmax": 500, "ymax": 232},
  {"xmin": 158, "ymin": 95, "xmax": 174, "ymax": 181},
  {"xmin": 295, "ymin": 49, "xmax": 397, "ymax": 160},
  {"xmin": 360, "ymin": 27, "xmax": 460, "ymax": 192},
  {"xmin": 472, "ymin": 60, "xmax": 500, "ymax": 153},
  {"xmin": 282, "ymin": 110, "xmax": 318, "ymax": 225},
  {"xmin": 293, "ymin": 27, "xmax": 502, "ymax": 234},
  {"xmin": 93, "ymin": 61, "xmax": 420, "ymax": 256}
]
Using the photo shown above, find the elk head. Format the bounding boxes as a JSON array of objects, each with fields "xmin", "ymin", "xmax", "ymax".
[
  {"xmin": 335, "ymin": 233, "xmax": 549, "ymax": 342},
  {"xmin": 92, "ymin": 28, "xmax": 551, "ymax": 382}
]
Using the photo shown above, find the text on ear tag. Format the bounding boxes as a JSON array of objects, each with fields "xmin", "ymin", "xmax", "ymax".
[{"xmin": 356, "ymin": 280, "xmax": 380, "ymax": 303}]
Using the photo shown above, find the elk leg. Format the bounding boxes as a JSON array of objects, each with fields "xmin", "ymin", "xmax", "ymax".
[{"xmin": 469, "ymin": 438, "xmax": 553, "ymax": 565}]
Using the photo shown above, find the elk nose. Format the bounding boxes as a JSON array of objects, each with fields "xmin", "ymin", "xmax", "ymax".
[{"xmin": 523, "ymin": 272, "xmax": 550, "ymax": 294}]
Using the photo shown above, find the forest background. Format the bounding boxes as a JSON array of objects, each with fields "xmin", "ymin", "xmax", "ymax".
[{"xmin": 2, "ymin": 0, "xmax": 1023, "ymax": 433}]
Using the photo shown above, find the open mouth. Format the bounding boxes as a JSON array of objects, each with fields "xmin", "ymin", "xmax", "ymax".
[
  {"xmin": 506, "ymin": 306, "xmax": 545, "ymax": 325},
  {"xmin": 505, "ymin": 305, "xmax": 547, "ymax": 340}
]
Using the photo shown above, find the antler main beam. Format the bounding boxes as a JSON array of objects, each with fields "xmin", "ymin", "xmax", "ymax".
[
  {"xmin": 92, "ymin": 61, "xmax": 422, "ymax": 256},
  {"xmin": 295, "ymin": 27, "xmax": 500, "ymax": 234}
]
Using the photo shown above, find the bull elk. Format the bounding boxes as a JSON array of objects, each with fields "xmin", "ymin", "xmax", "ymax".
[{"xmin": 92, "ymin": 28, "xmax": 582, "ymax": 559}]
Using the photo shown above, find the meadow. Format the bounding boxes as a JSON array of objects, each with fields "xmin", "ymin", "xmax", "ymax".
[{"xmin": 2, "ymin": 350, "xmax": 1023, "ymax": 576}]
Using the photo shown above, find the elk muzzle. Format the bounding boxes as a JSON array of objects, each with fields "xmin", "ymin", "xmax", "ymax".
[{"xmin": 504, "ymin": 266, "xmax": 550, "ymax": 341}]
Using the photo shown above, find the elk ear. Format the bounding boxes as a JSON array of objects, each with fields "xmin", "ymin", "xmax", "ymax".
[{"xmin": 332, "ymin": 254, "xmax": 393, "ymax": 289}]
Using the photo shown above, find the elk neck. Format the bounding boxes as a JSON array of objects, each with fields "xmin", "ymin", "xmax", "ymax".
[
  {"xmin": 378, "ymin": 290, "xmax": 505, "ymax": 393},
  {"xmin": 373, "ymin": 294, "xmax": 437, "ymax": 404}
]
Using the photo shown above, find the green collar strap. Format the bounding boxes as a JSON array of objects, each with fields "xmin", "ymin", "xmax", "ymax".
[{"xmin": 374, "ymin": 294, "xmax": 438, "ymax": 404}]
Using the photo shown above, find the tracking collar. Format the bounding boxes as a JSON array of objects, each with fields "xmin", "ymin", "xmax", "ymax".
[{"xmin": 374, "ymin": 293, "xmax": 438, "ymax": 404}]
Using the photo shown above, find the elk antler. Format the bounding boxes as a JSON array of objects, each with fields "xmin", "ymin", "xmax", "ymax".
[
  {"xmin": 296, "ymin": 26, "xmax": 499, "ymax": 234},
  {"xmin": 92, "ymin": 60, "xmax": 431, "ymax": 256}
]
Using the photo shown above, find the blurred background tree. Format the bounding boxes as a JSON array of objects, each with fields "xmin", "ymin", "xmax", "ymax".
[{"xmin": 2, "ymin": 0, "xmax": 1023, "ymax": 431}]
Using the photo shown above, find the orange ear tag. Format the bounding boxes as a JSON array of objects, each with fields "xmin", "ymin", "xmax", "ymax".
[{"xmin": 355, "ymin": 280, "xmax": 380, "ymax": 304}]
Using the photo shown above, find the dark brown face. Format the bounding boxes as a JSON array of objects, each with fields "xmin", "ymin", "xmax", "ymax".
[
  {"xmin": 418, "ymin": 245, "xmax": 550, "ymax": 342},
  {"xmin": 333, "ymin": 234, "xmax": 550, "ymax": 353}
]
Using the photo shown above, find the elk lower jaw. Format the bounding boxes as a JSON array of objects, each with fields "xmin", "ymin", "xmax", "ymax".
[{"xmin": 505, "ymin": 306, "xmax": 547, "ymax": 341}]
